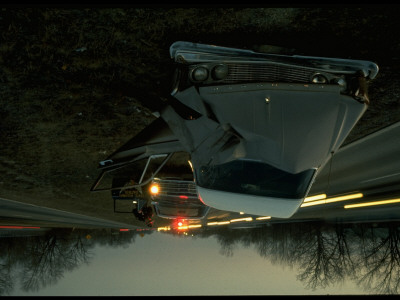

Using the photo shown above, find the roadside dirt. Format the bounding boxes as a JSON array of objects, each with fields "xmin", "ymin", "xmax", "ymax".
[{"xmin": 1, "ymin": 7, "xmax": 399, "ymax": 227}]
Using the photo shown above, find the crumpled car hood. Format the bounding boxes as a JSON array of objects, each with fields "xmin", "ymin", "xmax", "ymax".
[{"xmin": 164, "ymin": 83, "xmax": 367, "ymax": 174}]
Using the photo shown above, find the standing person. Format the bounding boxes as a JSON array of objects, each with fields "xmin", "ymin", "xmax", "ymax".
[
  {"xmin": 132, "ymin": 205, "xmax": 145, "ymax": 222},
  {"xmin": 132, "ymin": 192, "xmax": 154, "ymax": 226},
  {"xmin": 142, "ymin": 204, "xmax": 154, "ymax": 227},
  {"xmin": 142, "ymin": 191, "xmax": 155, "ymax": 227},
  {"xmin": 132, "ymin": 197, "xmax": 146, "ymax": 221}
]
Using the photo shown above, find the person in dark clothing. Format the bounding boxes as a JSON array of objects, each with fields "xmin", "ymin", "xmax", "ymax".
[
  {"xmin": 132, "ymin": 197, "xmax": 154, "ymax": 226},
  {"xmin": 141, "ymin": 205, "xmax": 154, "ymax": 227},
  {"xmin": 132, "ymin": 207, "xmax": 146, "ymax": 222}
]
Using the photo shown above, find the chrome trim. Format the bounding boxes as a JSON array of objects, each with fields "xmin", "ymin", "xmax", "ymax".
[{"xmin": 170, "ymin": 41, "xmax": 379, "ymax": 79}]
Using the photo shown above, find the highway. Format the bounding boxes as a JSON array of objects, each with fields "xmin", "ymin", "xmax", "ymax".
[
  {"xmin": 309, "ymin": 121, "xmax": 400, "ymax": 196},
  {"xmin": 0, "ymin": 197, "xmax": 139, "ymax": 229},
  {"xmin": 290, "ymin": 121, "xmax": 400, "ymax": 223},
  {"xmin": 2, "ymin": 121, "xmax": 400, "ymax": 229},
  {"xmin": 143, "ymin": 121, "xmax": 400, "ymax": 226}
]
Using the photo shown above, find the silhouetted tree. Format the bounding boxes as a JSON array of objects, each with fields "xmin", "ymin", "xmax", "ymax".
[
  {"xmin": 0, "ymin": 262, "xmax": 13, "ymax": 295},
  {"xmin": 0, "ymin": 227, "xmax": 139, "ymax": 295},
  {"xmin": 355, "ymin": 223, "xmax": 400, "ymax": 294}
]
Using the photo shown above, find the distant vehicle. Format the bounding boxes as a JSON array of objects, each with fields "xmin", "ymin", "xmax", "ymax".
[
  {"xmin": 91, "ymin": 41, "xmax": 379, "ymax": 218},
  {"xmin": 149, "ymin": 178, "xmax": 210, "ymax": 220}
]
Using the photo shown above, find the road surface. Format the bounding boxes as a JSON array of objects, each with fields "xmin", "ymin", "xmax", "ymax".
[
  {"xmin": 0, "ymin": 197, "xmax": 139, "ymax": 229},
  {"xmin": 309, "ymin": 121, "xmax": 400, "ymax": 196}
]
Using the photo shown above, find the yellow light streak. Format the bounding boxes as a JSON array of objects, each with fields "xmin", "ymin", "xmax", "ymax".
[
  {"xmin": 230, "ymin": 217, "xmax": 253, "ymax": 222},
  {"xmin": 344, "ymin": 198, "xmax": 400, "ymax": 209},
  {"xmin": 301, "ymin": 193, "xmax": 363, "ymax": 207},
  {"xmin": 188, "ymin": 224, "xmax": 202, "ymax": 229},
  {"xmin": 207, "ymin": 221, "xmax": 231, "ymax": 226},
  {"xmin": 303, "ymin": 194, "xmax": 327, "ymax": 202},
  {"xmin": 177, "ymin": 224, "xmax": 201, "ymax": 230},
  {"xmin": 256, "ymin": 216, "xmax": 271, "ymax": 220},
  {"xmin": 188, "ymin": 160, "xmax": 193, "ymax": 172},
  {"xmin": 157, "ymin": 226, "xmax": 170, "ymax": 231},
  {"xmin": 207, "ymin": 222, "xmax": 218, "ymax": 226},
  {"xmin": 301, "ymin": 199, "xmax": 326, "ymax": 207}
]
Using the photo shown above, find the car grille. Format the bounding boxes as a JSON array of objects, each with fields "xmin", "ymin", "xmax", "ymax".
[
  {"xmin": 153, "ymin": 179, "xmax": 198, "ymax": 198},
  {"xmin": 222, "ymin": 63, "xmax": 313, "ymax": 84}
]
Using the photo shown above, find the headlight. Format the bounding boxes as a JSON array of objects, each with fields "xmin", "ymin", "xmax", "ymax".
[
  {"xmin": 150, "ymin": 184, "xmax": 160, "ymax": 195},
  {"xmin": 311, "ymin": 73, "xmax": 328, "ymax": 84},
  {"xmin": 191, "ymin": 67, "xmax": 209, "ymax": 81},
  {"xmin": 212, "ymin": 64, "xmax": 228, "ymax": 80}
]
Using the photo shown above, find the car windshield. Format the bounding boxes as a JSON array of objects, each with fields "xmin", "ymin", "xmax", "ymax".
[{"xmin": 195, "ymin": 160, "xmax": 315, "ymax": 199}]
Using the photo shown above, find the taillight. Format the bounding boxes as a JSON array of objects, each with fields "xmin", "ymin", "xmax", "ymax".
[{"xmin": 175, "ymin": 218, "xmax": 186, "ymax": 229}]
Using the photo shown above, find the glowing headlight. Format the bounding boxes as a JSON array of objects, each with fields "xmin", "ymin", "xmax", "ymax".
[{"xmin": 150, "ymin": 184, "xmax": 159, "ymax": 195}]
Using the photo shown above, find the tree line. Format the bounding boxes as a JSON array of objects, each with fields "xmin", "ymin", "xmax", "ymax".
[{"xmin": 1, "ymin": 221, "xmax": 400, "ymax": 295}]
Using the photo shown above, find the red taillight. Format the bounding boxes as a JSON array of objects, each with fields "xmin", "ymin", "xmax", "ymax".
[
  {"xmin": 174, "ymin": 218, "xmax": 186, "ymax": 229},
  {"xmin": 119, "ymin": 229, "xmax": 129, "ymax": 231},
  {"xmin": 179, "ymin": 195, "xmax": 188, "ymax": 199}
]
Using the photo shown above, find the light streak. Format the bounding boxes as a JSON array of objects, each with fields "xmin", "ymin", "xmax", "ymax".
[
  {"xmin": 303, "ymin": 194, "xmax": 327, "ymax": 202},
  {"xmin": 157, "ymin": 226, "xmax": 170, "ymax": 231},
  {"xmin": 188, "ymin": 224, "xmax": 202, "ymax": 229},
  {"xmin": 0, "ymin": 226, "xmax": 41, "ymax": 229},
  {"xmin": 175, "ymin": 224, "xmax": 202, "ymax": 230},
  {"xmin": 230, "ymin": 217, "xmax": 253, "ymax": 222},
  {"xmin": 344, "ymin": 198, "xmax": 400, "ymax": 209},
  {"xmin": 188, "ymin": 160, "xmax": 194, "ymax": 172},
  {"xmin": 207, "ymin": 221, "xmax": 230, "ymax": 226},
  {"xmin": 256, "ymin": 216, "xmax": 271, "ymax": 220},
  {"xmin": 301, "ymin": 193, "xmax": 363, "ymax": 207}
]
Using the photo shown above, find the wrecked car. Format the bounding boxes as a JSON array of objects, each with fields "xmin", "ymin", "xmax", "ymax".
[
  {"xmin": 149, "ymin": 177, "xmax": 210, "ymax": 220},
  {"xmin": 91, "ymin": 41, "xmax": 379, "ymax": 218}
]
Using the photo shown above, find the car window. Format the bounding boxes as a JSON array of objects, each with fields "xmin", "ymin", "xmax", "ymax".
[{"xmin": 195, "ymin": 160, "xmax": 315, "ymax": 199}]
